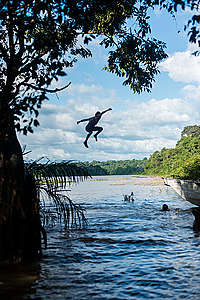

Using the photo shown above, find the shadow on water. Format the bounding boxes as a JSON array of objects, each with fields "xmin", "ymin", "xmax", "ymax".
[
  {"xmin": 1, "ymin": 175, "xmax": 200, "ymax": 299},
  {"xmin": 0, "ymin": 262, "xmax": 41, "ymax": 300}
]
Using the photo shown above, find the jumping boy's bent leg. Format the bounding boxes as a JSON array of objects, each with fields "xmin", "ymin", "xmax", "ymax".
[
  {"xmin": 84, "ymin": 140, "xmax": 89, "ymax": 148},
  {"xmin": 84, "ymin": 132, "xmax": 92, "ymax": 148},
  {"xmin": 93, "ymin": 127, "xmax": 103, "ymax": 141}
]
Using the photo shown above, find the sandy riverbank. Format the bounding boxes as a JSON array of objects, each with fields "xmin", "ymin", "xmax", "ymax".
[
  {"xmin": 132, "ymin": 176, "xmax": 164, "ymax": 186},
  {"xmin": 97, "ymin": 176, "xmax": 165, "ymax": 186}
]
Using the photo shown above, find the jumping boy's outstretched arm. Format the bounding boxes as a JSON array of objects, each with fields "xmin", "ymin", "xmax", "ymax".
[
  {"xmin": 77, "ymin": 117, "xmax": 91, "ymax": 125},
  {"xmin": 101, "ymin": 108, "xmax": 112, "ymax": 115}
]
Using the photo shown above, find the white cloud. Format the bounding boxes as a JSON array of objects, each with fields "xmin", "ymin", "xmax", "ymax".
[
  {"xmin": 105, "ymin": 98, "xmax": 193, "ymax": 145},
  {"xmin": 182, "ymin": 84, "xmax": 200, "ymax": 100},
  {"xmin": 14, "ymin": 14, "xmax": 200, "ymax": 163},
  {"xmin": 68, "ymin": 83, "xmax": 104, "ymax": 96},
  {"xmin": 18, "ymin": 81, "xmax": 199, "ymax": 162},
  {"xmin": 160, "ymin": 50, "xmax": 200, "ymax": 83}
]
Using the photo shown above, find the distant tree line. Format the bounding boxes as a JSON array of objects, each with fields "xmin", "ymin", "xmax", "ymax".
[
  {"xmin": 77, "ymin": 159, "xmax": 148, "ymax": 176},
  {"xmin": 78, "ymin": 125, "xmax": 200, "ymax": 179},
  {"xmin": 144, "ymin": 125, "xmax": 200, "ymax": 180}
]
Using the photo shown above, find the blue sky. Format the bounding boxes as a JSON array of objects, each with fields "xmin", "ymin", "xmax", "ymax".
[{"xmin": 19, "ymin": 8, "xmax": 200, "ymax": 162}]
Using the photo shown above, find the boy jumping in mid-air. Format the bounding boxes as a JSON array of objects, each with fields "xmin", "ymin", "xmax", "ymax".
[{"xmin": 77, "ymin": 108, "xmax": 112, "ymax": 148}]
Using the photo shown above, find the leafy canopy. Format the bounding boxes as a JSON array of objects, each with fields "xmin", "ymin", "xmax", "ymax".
[
  {"xmin": 78, "ymin": 159, "xmax": 146, "ymax": 175},
  {"xmin": 0, "ymin": 0, "xmax": 169, "ymax": 134},
  {"xmin": 144, "ymin": 125, "xmax": 200, "ymax": 180}
]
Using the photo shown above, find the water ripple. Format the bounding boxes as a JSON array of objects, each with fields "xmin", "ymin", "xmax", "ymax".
[{"xmin": 1, "ymin": 175, "xmax": 200, "ymax": 300}]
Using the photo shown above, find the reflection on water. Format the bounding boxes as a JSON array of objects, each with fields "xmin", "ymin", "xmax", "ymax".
[
  {"xmin": 1, "ymin": 175, "xmax": 200, "ymax": 299},
  {"xmin": 0, "ymin": 262, "xmax": 40, "ymax": 300}
]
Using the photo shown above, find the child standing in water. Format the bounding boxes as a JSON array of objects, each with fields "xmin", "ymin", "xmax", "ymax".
[{"xmin": 77, "ymin": 108, "xmax": 112, "ymax": 148}]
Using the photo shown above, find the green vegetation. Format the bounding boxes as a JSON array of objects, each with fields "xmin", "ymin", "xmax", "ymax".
[
  {"xmin": 0, "ymin": 0, "xmax": 168, "ymax": 263},
  {"xmin": 79, "ymin": 125, "xmax": 200, "ymax": 180},
  {"xmin": 26, "ymin": 160, "xmax": 89, "ymax": 229},
  {"xmin": 144, "ymin": 125, "xmax": 200, "ymax": 180},
  {"xmin": 1, "ymin": 0, "xmax": 200, "ymax": 263},
  {"xmin": 77, "ymin": 159, "xmax": 147, "ymax": 176}
]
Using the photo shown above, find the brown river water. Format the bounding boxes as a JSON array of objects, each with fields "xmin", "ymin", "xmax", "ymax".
[{"xmin": 1, "ymin": 175, "xmax": 200, "ymax": 299}]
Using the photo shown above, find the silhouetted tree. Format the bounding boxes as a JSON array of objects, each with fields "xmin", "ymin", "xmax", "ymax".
[{"xmin": 1, "ymin": 0, "xmax": 198, "ymax": 262}]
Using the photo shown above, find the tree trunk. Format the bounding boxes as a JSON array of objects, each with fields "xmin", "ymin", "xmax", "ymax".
[{"xmin": 0, "ymin": 101, "xmax": 42, "ymax": 263}]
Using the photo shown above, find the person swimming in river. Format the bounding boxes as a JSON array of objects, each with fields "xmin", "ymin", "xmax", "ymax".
[{"xmin": 77, "ymin": 108, "xmax": 112, "ymax": 148}]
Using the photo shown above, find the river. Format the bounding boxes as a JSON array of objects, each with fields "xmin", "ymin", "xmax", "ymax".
[{"xmin": 1, "ymin": 175, "xmax": 200, "ymax": 299}]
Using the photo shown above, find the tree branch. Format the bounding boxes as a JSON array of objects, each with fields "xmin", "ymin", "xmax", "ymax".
[
  {"xmin": 20, "ymin": 81, "xmax": 72, "ymax": 93},
  {"xmin": 0, "ymin": 44, "xmax": 9, "ymax": 63}
]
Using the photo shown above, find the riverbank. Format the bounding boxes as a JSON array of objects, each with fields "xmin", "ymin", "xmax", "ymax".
[
  {"xmin": 131, "ymin": 176, "xmax": 164, "ymax": 186},
  {"xmin": 91, "ymin": 175, "xmax": 164, "ymax": 186}
]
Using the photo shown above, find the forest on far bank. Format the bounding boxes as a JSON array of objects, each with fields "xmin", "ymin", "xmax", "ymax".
[
  {"xmin": 76, "ymin": 125, "xmax": 200, "ymax": 180},
  {"xmin": 77, "ymin": 159, "xmax": 147, "ymax": 176},
  {"xmin": 144, "ymin": 125, "xmax": 200, "ymax": 180}
]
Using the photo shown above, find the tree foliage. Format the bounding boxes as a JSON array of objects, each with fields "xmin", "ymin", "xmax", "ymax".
[
  {"xmin": 160, "ymin": 0, "xmax": 200, "ymax": 52},
  {"xmin": 2, "ymin": 0, "xmax": 200, "ymax": 134},
  {"xmin": 77, "ymin": 159, "xmax": 147, "ymax": 175},
  {"xmin": 0, "ymin": 0, "xmax": 170, "ymax": 135},
  {"xmin": 144, "ymin": 125, "xmax": 200, "ymax": 180},
  {"xmin": 1, "ymin": 0, "xmax": 200, "ymax": 262},
  {"xmin": 25, "ymin": 159, "xmax": 90, "ymax": 229},
  {"xmin": 181, "ymin": 125, "xmax": 200, "ymax": 137}
]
